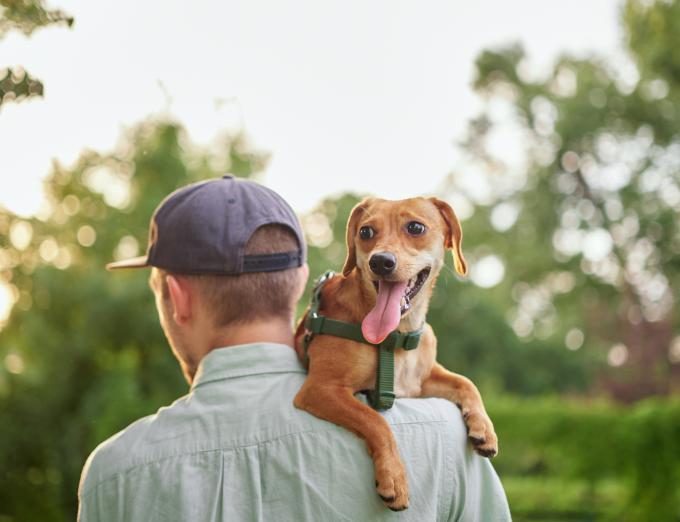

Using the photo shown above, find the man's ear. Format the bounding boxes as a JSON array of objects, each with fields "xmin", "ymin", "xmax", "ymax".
[
  {"xmin": 166, "ymin": 274, "xmax": 192, "ymax": 325},
  {"xmin": 429, "ymin": 197, "xmax": 467, "ymax": 276},
  {"xmin": 342, "ymin": 198, "xmax": 371, "ymax": 277}
]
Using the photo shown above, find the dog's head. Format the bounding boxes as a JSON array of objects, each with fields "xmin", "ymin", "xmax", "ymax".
[{"xmin": 342, "ymin": 197, "xmax": 466, "ymax": 342}]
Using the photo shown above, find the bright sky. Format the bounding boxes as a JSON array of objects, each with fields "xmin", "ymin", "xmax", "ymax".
[{"xmin": 0, "ymin": 0, "xmax": 621, "ymax": 217}]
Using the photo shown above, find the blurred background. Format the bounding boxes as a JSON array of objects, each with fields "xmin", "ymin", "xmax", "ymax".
[{"xmin": 1, "ymin": 0, "xmax": 679, "ymax": 520}]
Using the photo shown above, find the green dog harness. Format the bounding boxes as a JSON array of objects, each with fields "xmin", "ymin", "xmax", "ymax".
[{"xmin": 302, "ymin": 270, "xmax": 423, "ymax": 410}]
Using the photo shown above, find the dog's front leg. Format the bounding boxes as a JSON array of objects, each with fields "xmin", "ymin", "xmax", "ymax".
[
  {"xmin": 421, "ymin": 363, "xmax": 498, "ymax": 457},
  {"xmin": 294, "ymin": 381, "xmax": 409, "ymax": 511}
]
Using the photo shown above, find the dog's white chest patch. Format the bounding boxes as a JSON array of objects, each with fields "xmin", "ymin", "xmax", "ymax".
[{"xmin": 394, "ymin": 352, "xmax": 426, "ymax": 397}]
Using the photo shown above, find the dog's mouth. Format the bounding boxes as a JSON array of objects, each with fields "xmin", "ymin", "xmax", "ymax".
[
  {"xmin": 371, "ymin": 267, "xmax": 431, "ymax": 315},
  {"xmin": 362, "ymin": 266, "xmax": 431, "ymax": 345}
]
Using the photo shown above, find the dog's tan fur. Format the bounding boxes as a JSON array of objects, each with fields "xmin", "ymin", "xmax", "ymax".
[{"xmin": 293, "ymin": 196, "xmax": 497, "ymax": 511}]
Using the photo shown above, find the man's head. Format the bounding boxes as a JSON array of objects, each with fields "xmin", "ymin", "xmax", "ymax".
[{"xmin": 108, "ymin": 176, "xmax": 309, "ymax": 381}]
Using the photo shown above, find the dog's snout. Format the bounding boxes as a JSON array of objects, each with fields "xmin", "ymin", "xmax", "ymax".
[{"xmin": 369, "ymin": 252, "xmax": 397, "ymax": 276}]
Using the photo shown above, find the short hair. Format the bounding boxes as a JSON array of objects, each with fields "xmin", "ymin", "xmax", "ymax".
[{"xmin": 157, "ymin": 224, "xmax": 303, "ymax": 326}]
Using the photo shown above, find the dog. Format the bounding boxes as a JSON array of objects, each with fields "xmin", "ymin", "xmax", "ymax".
[{"xmin": 293, "ymin": 196, "xmax": 498, "ymax": 511}]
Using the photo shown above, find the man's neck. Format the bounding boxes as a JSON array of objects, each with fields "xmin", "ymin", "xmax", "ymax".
[
  {"xmin": 180, "ymin": 316, "xmax": 296, "ymax": 384},
  {"xmin": 208, "ymin": 317, "xmax": 295, "ymax": 351}
]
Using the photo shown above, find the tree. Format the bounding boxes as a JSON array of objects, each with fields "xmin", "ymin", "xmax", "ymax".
[
  {"xmin": 0, "ymin": 119, "xmax": 268, "ymax": 520},
  {"xmin": 0, "ymin": 0, "xmax": 73, "ymax": 107},
  {"xmin": 446, "ymin": 0, "xmax": 680, "ymax": 401}
]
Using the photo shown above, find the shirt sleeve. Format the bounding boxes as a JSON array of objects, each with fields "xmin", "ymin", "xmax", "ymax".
[
  {"xmin": 381, "ymin": 397, "xmax": 511, "ymax": 521},
  {"xmin": 447, "ymin": 454, "xmax": 512, "ymax": 521},
  {"xmin": 77, "ymin": 442, "xmax": 134, "ymax": 522},
  {"xmin": 440, "ymin": 404, "xmax": 511, "ymax": 522},
  {"xmin": 77, "ymin": 448, "xmax": 124, "ymax": 522},
  {"xmin": 78, "ymin": 487, "xmax": 117, "ymax": 522},
  {"xmin": 77, "ymin": 455, "xmax": 110, "ymax": 522}
]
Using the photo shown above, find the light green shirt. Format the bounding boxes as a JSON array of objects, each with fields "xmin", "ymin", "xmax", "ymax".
[{"xmin": 78, "ymin": 343, "xmax": 511, "ymax": 521}]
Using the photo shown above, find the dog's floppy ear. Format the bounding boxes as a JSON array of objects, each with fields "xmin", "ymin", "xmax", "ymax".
[
  {"xmin": 342, "ymin": 198, "xmax": 371, "ymax": 276},
  {"xmin": 429, "ymin": 197, "xmax": 467, "ymax": 276}
]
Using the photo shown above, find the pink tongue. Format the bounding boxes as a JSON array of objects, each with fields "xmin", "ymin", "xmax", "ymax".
[{"xmin": 362, "ymin": 281, "xmax": 408, "ymax": 344}]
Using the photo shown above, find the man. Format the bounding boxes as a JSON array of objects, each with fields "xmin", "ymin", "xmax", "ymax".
[{"xmin": 78, "ymin": 175, "xmax": 511, "ymax": 521}]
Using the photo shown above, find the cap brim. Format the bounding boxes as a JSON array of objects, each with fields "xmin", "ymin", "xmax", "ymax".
[{"xmin": 106, "ymin": 256, "xmax": 150, "ymax": 271}]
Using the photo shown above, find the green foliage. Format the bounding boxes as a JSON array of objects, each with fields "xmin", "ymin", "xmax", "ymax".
[
  {"xmin": 2, "ymin": 1, "xmax": 680, "ymax": 520},
  {"xmin": 0, "ymin": 0, "xmax": 73, "ymax": 108},
  {"xmin": 453, "ymin": 0, "xmax": 680, "ymax": 401},
  {"xmin": 489, "ymin": 396, "xmax": 680, "ymax": 521},
  {"xmin": 625, "ymin": 0, "xmax": 680, "ymax": 88},
  {"xmin": 0, "ymin": 0, "xmax": 72, "ymax": 37},
  {"xmin": 0, "ymin": 67, "xmax": 43, "ymax": 105},
  {"xmin": 0, "ymin": 119, "xmax": 268, "ymax": 520},
  {"xmin": 0, "ymin": 115, "xmax": 590, "ymax": 520}
]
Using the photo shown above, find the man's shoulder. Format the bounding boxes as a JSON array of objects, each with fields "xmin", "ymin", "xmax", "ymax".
[
  {"xmin": 78, "ymin": 384, "xmax": 510, "ymax": 522},
  {"xmin": 78, "ymin": 392, "xmax": 460, "ymax": 486},
  {"xmin": 77, "ymin": 360, "xmax": 468, "ymax": 495},
  {"xmin": 385, "ymin": 396, "xmax": 462, "ymax": 426},
  {"xmin": 382, "ymin": 395, "xmax": 466, "ymax": 438},
  {"xmin": 383, "ymin": 396, "xmax": 469, "ymax": 456},
  {"xmin": 78, "ymin": 395, "xmax": 191, "ymax": 498}
]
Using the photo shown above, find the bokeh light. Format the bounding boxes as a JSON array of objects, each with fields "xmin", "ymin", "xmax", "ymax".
[
  {"xmin": 4, "ymin": 353, "xmax": 25, "ymax": 375},
  {"xmin": 565, "ymin": 328, "xmax": 584, "ymax": 351},
  {"xmin": 9, "ymin": 221, "xmax": 33, "ymax": 251},
  {"xmin": 607, "ymin": 343, "xmax": 629, "ymax": 367},
  {"xmin": 470, "ymin": 254, "xmax": 505, "ymax": 288},
  {"xmin": 77, "ymin": 225, "xmax": 97, "ymax": 247},
  {"xmin": 0, "ymin": 282, "xmax": 14, "ymax": 324}
]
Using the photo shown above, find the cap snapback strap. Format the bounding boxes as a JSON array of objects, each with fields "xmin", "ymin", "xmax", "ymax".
[{"xmin": 242, "ymin": 250, "xmax": 303, "ymax": 272}]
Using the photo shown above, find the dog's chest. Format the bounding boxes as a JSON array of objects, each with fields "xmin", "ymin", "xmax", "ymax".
[{"xmin": 393, "ymin": 350, "xmax": 431, "ymax": 397}]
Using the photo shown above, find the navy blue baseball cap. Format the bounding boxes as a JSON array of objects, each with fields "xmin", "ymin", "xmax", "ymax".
[{"xmin": 106, "ymin": 175, "xmax": 306, "ymax": 274}]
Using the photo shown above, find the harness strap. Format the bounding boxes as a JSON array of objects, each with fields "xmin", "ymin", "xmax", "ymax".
[{"xmin": 302, "ymin": 270, "xmax": 422, "ymax": 410}]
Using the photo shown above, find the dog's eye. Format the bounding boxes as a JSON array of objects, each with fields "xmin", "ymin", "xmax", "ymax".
[
  {"xmin": 359, "ymin": 226, "xmax": 374, "ymax": 240},
  {"xmin": 406, "ymin": 221, "xmax": 426, "ymax": 236}
]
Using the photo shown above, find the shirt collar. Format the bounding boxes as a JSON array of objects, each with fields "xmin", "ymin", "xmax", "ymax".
[{"xmin": 191, "ymin": 342, "xmax": 306, "ymax": 390}]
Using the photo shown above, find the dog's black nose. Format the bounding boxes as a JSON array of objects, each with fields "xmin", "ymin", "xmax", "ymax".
[{"xmin": 369, "ymin": 252, "xmax": 397, "ymax": 276}]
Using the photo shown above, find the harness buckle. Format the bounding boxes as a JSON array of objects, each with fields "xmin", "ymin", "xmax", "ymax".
[
  {"xmin": 313, "ymin": 270, "xmax": 335, "ymax": 298},
  {"xmin": 403, "ymin": 330, "xmax": 423, "ymax": 350},
  {"xmin": 305, "ymin": 310, "xmax": 318, "ymax": 324}
]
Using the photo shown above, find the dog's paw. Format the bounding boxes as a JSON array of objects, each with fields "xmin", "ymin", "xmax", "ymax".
[
  {"xmin": 462, "ymin": 408, "xmax": 499, "ymax": 458},
  {"xmin": 374, "ymin": 460, "xmax": 409, "ymax": 511}
]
